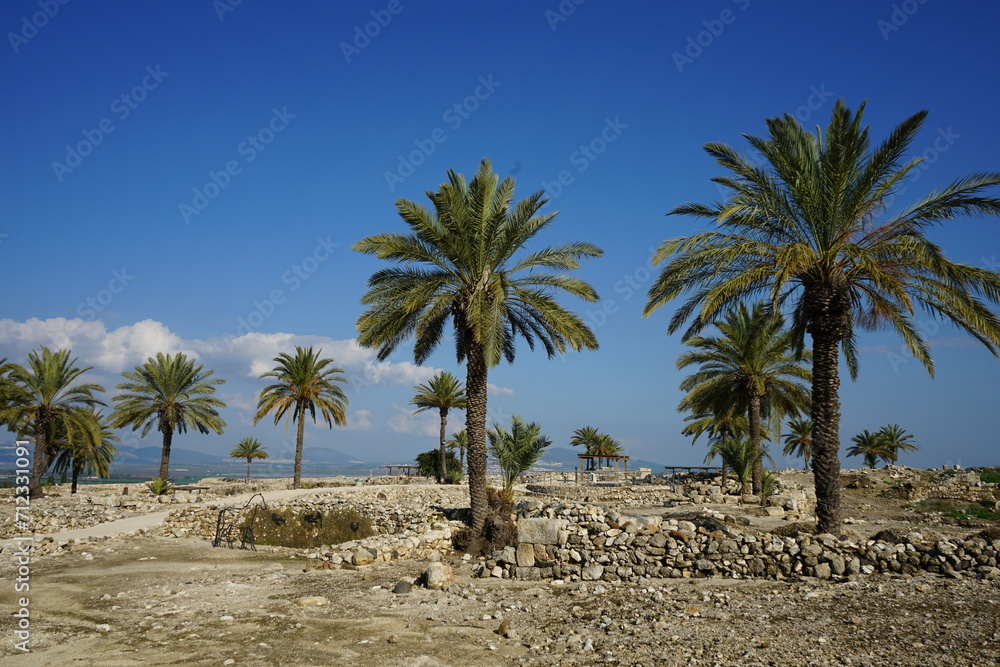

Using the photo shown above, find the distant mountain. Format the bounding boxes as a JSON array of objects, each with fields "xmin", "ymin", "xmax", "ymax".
[
  {"xmin": 534, "ymin": 446, "xmax": 665, "ymax": 471},
  {"xmin": 115, "ymin": 446, "xmax": 222, "ymax": 466},
  {"xmin": 300, "ymin": 446, "xmax": 366, "ymax": 465}
]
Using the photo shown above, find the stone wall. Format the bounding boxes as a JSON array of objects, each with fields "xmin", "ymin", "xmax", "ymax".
[
  {"xmin": 159, "ymin": 488, "xmax": 466, "ymax": 568},
  {"xmin": 487, "ymin": 501, "xmax": 1000, "ymax": 583}
]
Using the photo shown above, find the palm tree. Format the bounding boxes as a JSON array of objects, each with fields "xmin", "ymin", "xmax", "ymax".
[
  {"xmin": 782, "ymin": 418, "xmax": 813, "ymax": 470},
  {"xmin": 446, "ymin": 429, "xmax": 469, "ymax": 469},
  {"xmin": 1, "ymin": 347, "xmax": 105, "ymax": 498},
  {"xmin": 847, "ymin": 430, "xmax": 895, "ymax": 468},
  {"xmin": 488, "ymin": 416, "xmax": 552, "ymax": 502},
  {"xmin": 877, "ymin": 424, "xmax": 917, "ymax": 462},
  {"xmin": 644, "ymin": 100, "xmax": 1000, "ymax": 533},
  {"xmin": 51, "ymin": 409, "xmax": 119, "ymax": 494},
  {"xmin": 253, "ymin": 346, "xmax": 348, "ymax": 489},
  {"xmin": 354, "ymin": 159, "xmax": 602, "ymax": 534},
  {"xmin": 410, "ymin": 371, "xmax": 466, "ymax": 483},
  {"xmin": 712, "ymin": 435, "xmax": 773, "ymax": 495},
  {"xmin": 569, "ymin": 426, "xmax": 602, "ymax": 470},
  {"xmin": 230, "ymin": 437, "xmax": 268, "ymax": 483},
  {"xmin": 682, "ymin": 410, "xmax": 748, "ymax": 486},
  {"xmin": 677, "ymin": 303, "xmax": 811, "ymax": 493},
  {"xmin": 111, "ymin": 352, "xmax": 226, "ymax": 481}
]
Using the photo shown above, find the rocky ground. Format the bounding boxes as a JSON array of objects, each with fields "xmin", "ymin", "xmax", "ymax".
[{"xmin": 1, "ymin": 467, "xmax": 998, "ymax": 666}]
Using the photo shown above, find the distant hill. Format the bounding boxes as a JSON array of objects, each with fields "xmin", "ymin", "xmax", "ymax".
[
  {"xmin": 115, "ymin": 446, "xmax": 222, "ymax": 466},
  {"xmin": 534, "ymin": 446, "xmax": 665, "ymax": 471}
]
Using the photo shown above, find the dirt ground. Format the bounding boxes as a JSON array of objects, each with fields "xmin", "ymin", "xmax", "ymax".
[{"xmin": 1, "ymin": 468, "xmax": 998, "ymax": 666}]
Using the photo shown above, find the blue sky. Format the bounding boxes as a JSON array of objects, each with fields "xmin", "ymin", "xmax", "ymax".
[{"xmin": 2, "ymin": 1, "xmax": 999, "ymax": 469}]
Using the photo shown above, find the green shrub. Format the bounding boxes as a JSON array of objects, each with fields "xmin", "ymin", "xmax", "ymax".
[
  {"xmin": 415, "ymin": 449, "xmax": 461, "ymax": 481},
  {"xmin": 146, "ymin": 477, "xmax": 174, "ymax": 495},
  {"xmin": 979, "ymin": 468, "xmax": 1000, "ymax": 485}
]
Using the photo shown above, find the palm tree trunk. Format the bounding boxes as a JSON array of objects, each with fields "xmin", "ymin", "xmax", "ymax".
[
  {"xmin": 438, "ymin": 407, "xmax": 448, "ymax": 484},
  {"xmin": 464, "ymin": 340, "xmax": 489, "ymax": 535},
  {"xmin": 293, "ymin": 404, "xmax": 305, "ymax": 489},
  {"xmin": 158, "ymin": 421, "xmax": 173, "ymax": 481},
  {"xmin": 29, "ymin": 417, "xmax": 49, "ymax": 499},
  {"xmin": 71, "ymin": 463, "xmax": 81, "ymax": 494},
  {"xmin": 810, "ymin": 325, "xmax": 843, "ymax": 535},
  {"xmin": 748, "ymin": 392, "xmax": 763, "ymax": 495},
  {"xmin": 246, "ymin": 457, "xmax": 251, "ymax": 483},
  {"xmin": 719, "ymin": 426, "xmax": 729, "ymax": 488}
]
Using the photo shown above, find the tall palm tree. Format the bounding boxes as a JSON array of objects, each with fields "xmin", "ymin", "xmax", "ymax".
[
  {"xmin": 847, "ymin": 430, "xmax": 895, "ymax": 469},
  {"xmin": 410, "ymin": 371, "xmax": 466, "ymax": 483},
  {"xmin": 230, "ymin": 437, "xmax": 268, "ymax": 483},
  {"xmin": 1, "ymin": 347, "xmax": 105, "ymax": 498},
  {"xmin": 111, "ymin": 352, "xmax": 226, "ymax": 481},
  {"xmin": 253, "ymin": 346, "xmax": 348, "ymax": 489},
  {"xmin": 488, "ymin": 416, "xmax": 551, "ymax": 502},
  {"xmin": 354, "ymin": 159, "xmax": 602, "ymax": 534},
  {"xmin": 644, "ymin": 100, "xmax": 1000, "ymax": 533},
  {"xmin": 446, "ymin": 429, "xmax": 469, "ymax": 468},
  {"xmin": 677, "ymin": 303, "xmax": 811, "ymax": 493},
  {"xmin": 51, "ymin": 409, "xmax": 119, "ymax": 494},
  {"xmin": 782, "ymin": 418, "xmax": 814, "ymax": 470},
  {"xmin": 877, "ymin": 424, "xmax": 917, "ymax": 462}
]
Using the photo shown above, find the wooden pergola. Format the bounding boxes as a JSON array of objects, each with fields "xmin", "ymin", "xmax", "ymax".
[
  {"xmin": 383, "ymin": 464, "xmax": 424, "ymax": 477},
  {"xmin": 576, "ymin": 454, "xmax": 630, "ymax": 471}
]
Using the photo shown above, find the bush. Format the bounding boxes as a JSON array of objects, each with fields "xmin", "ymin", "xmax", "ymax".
[
  {"xmin": 146, "ymin": 478, "xmax": 174, "ymax": 495},
  {"xmin": 415, "ymin": 449, "xmax": 462, "ymax": 482}
]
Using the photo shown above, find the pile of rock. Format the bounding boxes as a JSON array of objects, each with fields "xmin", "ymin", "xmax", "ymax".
[
  {"xmin": 158, "ymin": 486, "xmax": 468, "ymax": 567},
  {"xmin": 480, "ymin": 501, "xmax": 1000, "ymax": 583}
]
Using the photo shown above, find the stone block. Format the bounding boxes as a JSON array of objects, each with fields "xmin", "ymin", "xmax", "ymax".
[{"xmin": 518, "ymin": 518, "xmax": 564, "ymax": 545}]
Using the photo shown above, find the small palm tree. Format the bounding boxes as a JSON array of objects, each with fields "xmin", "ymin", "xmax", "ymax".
[
  {"xmin": 2, "ymin": 347, "xmax": 105, "ymax": 498},
  {"xmin": 231, "ymin": 437, "xmax": 268, "ymax": 483},
  {"xmin": 111, "ymin": 352, "xmax": 226, "ymax": 482},
  {"xmin": 446, "ymin": 429, "xmax": 469, "ymax": 469},
  {"xmin": 354, "ymin": 159, "xmax": 601, "ymax": 534},
  {"xmin": 782, "ymin": 418, "xmax": 813, "ymax": 470},
  {"xmin": 410, "ymin": 371, "xmax": 466, "ymax": 483},
  {"xmin": 714, "ymin": 436, "xmax": 774, "ymax": 495},
  {"xmin": 253, "ymin": 346, "xmax": 348, "ymax": 489},
  {"xmin": 569, "ymin": 426, "xmax": 602, "ymax": 470},
  {"xmin": 677, "ymin": 303, "xmax": 811, "ymax": 493},
  {"xmin": 682, "ymin": 409, "xmax": 748, "ymax": 486},
  {"xmin": 645, "ymin": 101, "xmax": 1000, "ymax": 533},
  {"xmin": 488, "ymin": 416, "xmax": 551, "ymax": 502},
  {"xmin": 846, "ymin": 430, "xmax": 895, "ymax": 469},
  {"xmin": 877, "ymin": 424, "xmax": 917, "ymax": 462},
  {"xmin": 50, "ymin": 409, "xmax": 119, "ymax": 494}
]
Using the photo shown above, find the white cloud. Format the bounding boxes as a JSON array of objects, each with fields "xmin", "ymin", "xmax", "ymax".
[
  {"xmin": 386, "ymin": 403, "xmax": 439, "ymax": 437},
  {"xmin": 346, "ymin": 409, "xmax": 373, "ymax": 431},
  {"xmin": 0, "ymin": 317, "xmax": 439, "ymax": 390},
  {"xmin": 488, "ymin": 383, "xmax": 515, "ymax": 397}
]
